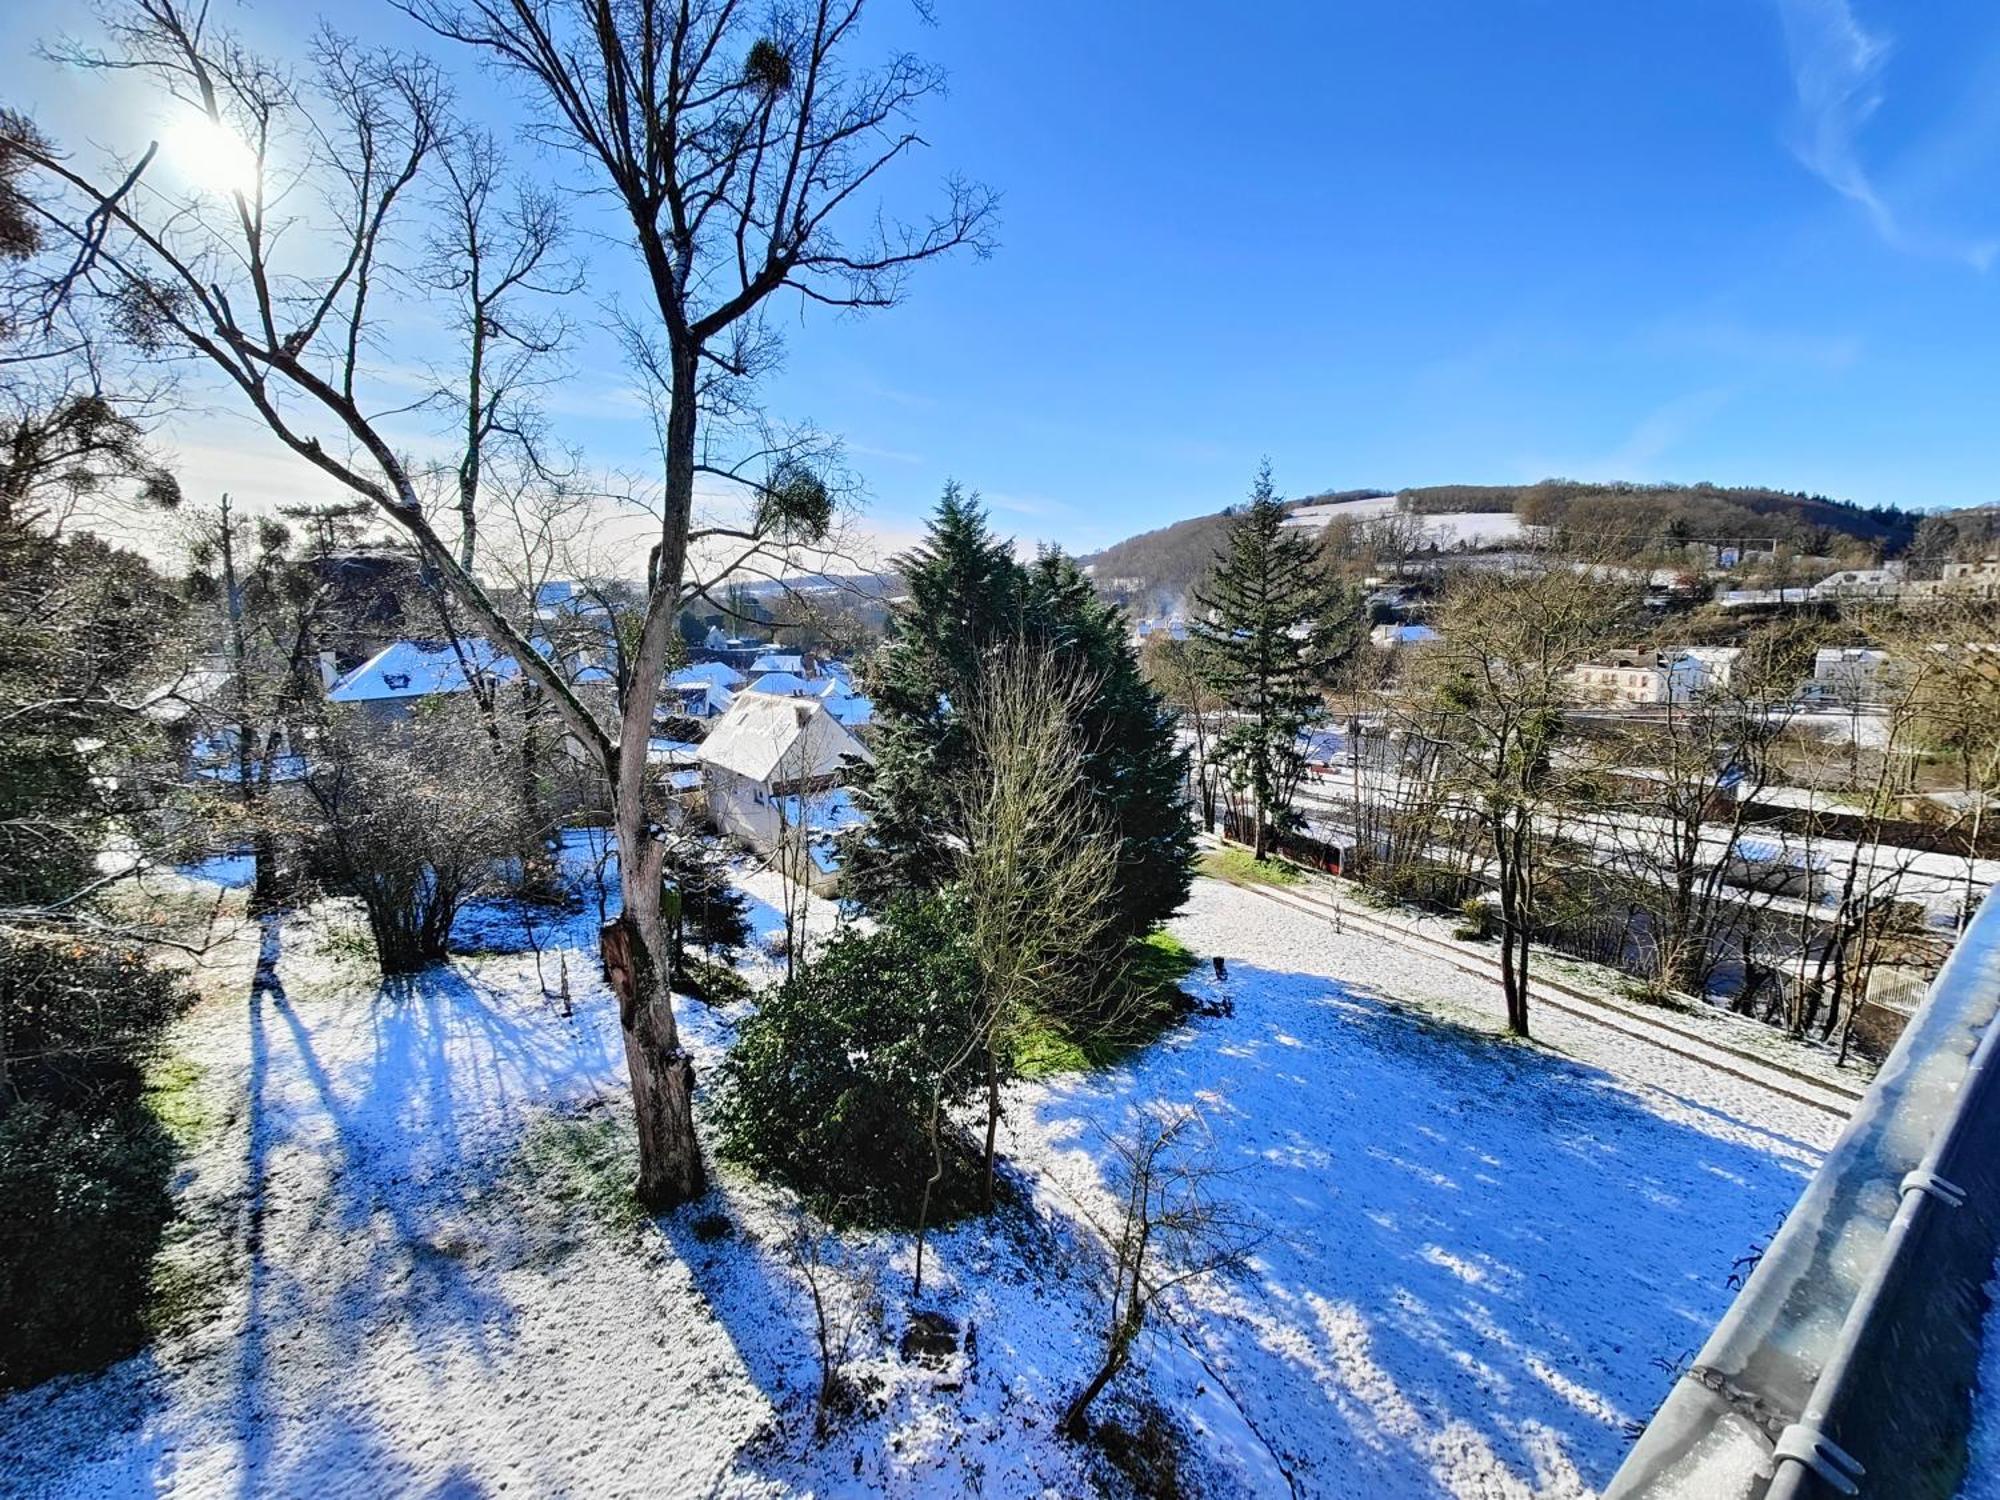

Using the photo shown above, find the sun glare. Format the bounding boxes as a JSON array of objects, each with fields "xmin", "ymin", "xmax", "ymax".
[{"xmin": 162, "ymin": 114, "xmax": 261, "ymax": 198}]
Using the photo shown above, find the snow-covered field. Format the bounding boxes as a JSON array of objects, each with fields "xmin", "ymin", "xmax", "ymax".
[
  {"xmin": 0, "ymin": 869, "xmax": 1832, "ymax": 1499},
  {"xmin": 1283, "ymin": 498, "xmax": 1528, "ymax": 551}
]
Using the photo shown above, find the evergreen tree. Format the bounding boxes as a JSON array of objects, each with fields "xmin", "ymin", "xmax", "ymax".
[
  {"xmin": 1191, "ymin": 461, "xmax": 1362, "ymax": 859},
  {"xmin": 1020, "ymin": 550, "xmax": 1194, "ymax": 942},
  {"xmin": 846, "ymin": 487, "xmax": 1193, "ymax": 946},
  {"xmin": 844, "ymin": 482, "xmax": 1021, "ymax": 905}
]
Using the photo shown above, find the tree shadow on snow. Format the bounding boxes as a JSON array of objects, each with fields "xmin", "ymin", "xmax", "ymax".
[
  {"xmin": 221, "ymin": 937, "xmax": 620, "ymax": 1497},
  {"xmin": 1026, "ymin": 959, "xmax": 1820, "ymax": 1498}
]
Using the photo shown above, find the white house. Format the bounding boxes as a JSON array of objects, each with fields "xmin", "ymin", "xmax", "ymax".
[
  {"xmin": 695, "ymin": 694, "xmax": 873, "ymax": 860},
  {"xmin": 1810, "ymin": 646, "xmax": 1891, "ymax": 701},
  {"xmin": 1810, "ymin": 563, "xmax": 1905, "ymax": 600},
  {"xmin": 1680, "ymin": 645, "xmax": 1744, "ymax": 693}
]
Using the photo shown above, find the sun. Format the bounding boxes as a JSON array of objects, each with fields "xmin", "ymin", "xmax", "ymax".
[{"xmin": 162, "ymin": 114, "xmax": 262, "ymax": 198}]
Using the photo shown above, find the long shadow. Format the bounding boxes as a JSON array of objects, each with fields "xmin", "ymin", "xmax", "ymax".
[
  {"xmin": 208, "ymin": 936, "xmax": 624, "ymax": 1496},
  {"xmin": 1022, "ymin": 959, "xmax": 1820, "ymax": 1497},
  {"xmin": 234, "ymin": 911, "xmax": 283, "ymax": 1499}
]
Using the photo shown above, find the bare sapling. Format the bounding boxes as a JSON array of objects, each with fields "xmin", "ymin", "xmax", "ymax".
[
  {"xmin": 1061, "ymin": 1104, "xmax": 1258, "ymax": 1441},
  {"xmin": 783, "ymin": 1210, "xmax": 882, "ymax": 1444}
]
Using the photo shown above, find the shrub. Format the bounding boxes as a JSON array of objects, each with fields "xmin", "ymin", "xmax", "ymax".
[
  {"xmin": 1364, "ymin": 857, "xmax": 1480, "ymax": 914},
  {"xmin": 303, "ymin": 702, "xmax": 518, "ymax": 974},
  {"xmin": 0, "ymin": 934, "xmax": 192, "ymax": 1389},
  {"xmin": 716, "ymin": 895, "xmax": 985, "ymax": 1226},
  {"xmin": 0, "ymin": 935, "xmax": 188, "ymax": 1107},
  {"xmin": 663, "ymin": 841, "xmax": 753, "ymax": 968},
  {"xmin": 0, "ymin": 1098, "xmax": 177, "ymax": 1388}
]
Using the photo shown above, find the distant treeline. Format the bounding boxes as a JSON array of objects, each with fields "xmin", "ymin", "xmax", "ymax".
[
  {"xmin": 1410, "ymin": 478, "xmax": 1920, "ymax": 552},
  {"xmin": 1085, "ymin": 477, "xmax": 1929, "ymax": 611},
  {"xmin": 1083, "ymin": 509, "xmax": 1241, "ymax": 611}
]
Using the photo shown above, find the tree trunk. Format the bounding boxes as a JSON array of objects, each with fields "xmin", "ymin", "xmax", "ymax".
[
  {"xmin": 601, "ymin": 911, "xmax": 704, "ymax": 1206},
  {"xmin": 982, "ymin": 1048, "xmax": 1001, "ymax": 1209},
  {"xmin": 589, "ymin": 333, "xmax": 710, "ymax": 1210},
  {"xmin": 1062, "ymin": 1311, "xmax": 1139, "ymax": 1439}
]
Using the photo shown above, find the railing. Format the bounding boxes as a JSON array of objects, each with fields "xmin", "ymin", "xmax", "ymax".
[{"xmin": 1608, "ymin": 883, "xmax": 2000, "ymax": 1499}]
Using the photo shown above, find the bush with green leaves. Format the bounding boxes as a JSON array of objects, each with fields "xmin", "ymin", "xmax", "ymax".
[
  {"xmin": 0, "ymin": 1097, "xmax": 177, "ymax": 1387},
  {"xmin": 0, "ymin": 934, "xmax": 190, "ymax": 1389},
  {"xmin": 716, "ymin": 895, "xmax": 986, "ymax": 1226}
]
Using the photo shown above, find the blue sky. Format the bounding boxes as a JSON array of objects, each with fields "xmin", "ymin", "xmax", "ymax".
[{"xmin": 7, "ymin": 0, "xmax": 2000, "ymax": 561}]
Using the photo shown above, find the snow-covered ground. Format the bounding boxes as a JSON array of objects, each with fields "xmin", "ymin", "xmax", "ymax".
[
  {"xmin": 0, "ymin": 870, "xmax": 1832, "ymax": 1499},
  {"xmin": 1283, "ymin": 497, "xmax": 1528, "ymax": 551}
]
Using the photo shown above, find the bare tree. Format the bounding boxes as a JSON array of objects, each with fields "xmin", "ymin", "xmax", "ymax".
[
  {"xmin": 1413, "ymin": 564, "xmax": 1627, "ymax": 1036},
  {"xmin": 1141, "ymin": 632, "xmax": 1223, "ymax": 831},
  {"xmin": 952, "ymin": 649, "xmax": 1121, "ymax": 1208},
  {"xmin": 1059, "ymin": 1104, "xmax": 1255, "ymax": 1441},
  {"xmin": 1585, "ymin": 641, "xmax": 1800, "ymax": 996},
  {"xmin": 417, "ymin": 127, "xmax": 576, "ymax": 573},
  {"xmin": 19, "ymin": 0, "xmax": 991, "ymax": 1204},
  {"xmin": 782, "ymin": 1209, "xmax": 881, "ymax": 1443}
]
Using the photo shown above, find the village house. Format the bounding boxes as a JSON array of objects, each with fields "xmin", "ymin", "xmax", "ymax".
[
  {"xmin": 1809, "ymin": 646, "xmax": 1892, "ymax": 703},
  {"xmin": 1566, "ymin": 649, "xmax": 1701, "ymax": 706},
  {"xmin": 666, "ymin": 661, "xmax": 744, "ymax": 719},
  {"xmin": 694, "ymin": 693, "xmax": 873, "ymax": 881},
  {"xmin": 1680, "ymin": 645, "xmax": 1744, "ymax": 693},
  {"xmin": 326, "ymin": 638, "xmax": 616, "ymax": 735}
]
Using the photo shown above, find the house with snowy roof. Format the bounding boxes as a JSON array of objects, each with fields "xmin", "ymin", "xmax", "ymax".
[
  {"xmin": 740, "ymin": 669, "xmax": 820, "ymax": 699},
  {"xmin": 666, "ymin": 662, "xmax": 743, "ymax": 718},
  {"xmin": 327, "ymin": 638, "xmax": 612, "ymax": 720},
  {"xmin": 749, "ymin": 652, "xmax": 808, "ymax": 678},
  {"xmin": 694, "ymin": 694, "xmax": 872, "ymax": 877}
]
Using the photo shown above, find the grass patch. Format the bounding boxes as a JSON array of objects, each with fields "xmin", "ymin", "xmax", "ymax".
[
  {"xmin": 143, "ymin": 1055, "xmax": 213, "ymax": 1151},
  {"xmin": 681, "ymin": 956, "xmax": 753, "ymax": 1007},
  {"xmin": 1198, "ymin": 846, "xmax": 1306, "ymax": 890},
  {"xmin": 517, "ymin": 1111, "xmax": 648, "ymax": 1237},
  {"xmin": 1012, "ymin": 931, "xmax": 1198, "ymax": 1079}
]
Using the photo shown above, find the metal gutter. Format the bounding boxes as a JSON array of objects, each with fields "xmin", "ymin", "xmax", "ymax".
[{"xmin": 1608, "ymin": 883, "xmax": 2000, "ymax": 1499}]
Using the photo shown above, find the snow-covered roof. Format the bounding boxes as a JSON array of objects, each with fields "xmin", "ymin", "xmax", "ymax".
[
  {"xmin": 141, "ymin": 663, "xmax": 236, "ymax": 723},
  {"xmin": 821, "ymin": 693, "xmax": 874, "ymax": 728},
  {"xmin": 329, "ymin": 639, "xmax": 520, "ymax": 703},
  {"xmin": 328, "ymin": 638, "xmax": 610, "ymax": 704},
  {"xmin": 695, "ymin": 694, "xmax": 873, "ymax": 784},
  {"xmin": 671, "ymin": 661, "xmax": 747, "ymax": 690},
  {"xmin": 742, "ymin": 671, "xmax": 820, "ymax": 698},
  {"xmin": 772, "ymin": 786, "xmax": 867, "ymax": 835},
  {"xmin": 750, "ymin": 653, "xmax": 806, "ymax": 675},
  {"xmin": 646, "ymin": 738, "xmax": 704, "ymax": 765},
  {"xmin": 1369, "ymin": 623, "xmax": 1438, "ymax": 647}
]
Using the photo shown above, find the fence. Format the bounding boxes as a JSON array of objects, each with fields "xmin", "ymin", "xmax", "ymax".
[{"xmin": 1607, "ymin": 882, "xmax": 2000, "ymax": 1499}]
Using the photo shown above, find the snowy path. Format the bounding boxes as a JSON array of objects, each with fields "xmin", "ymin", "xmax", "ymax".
[{"xmin": 0, "ymin": 876, "xmax": 1831, "ymax": 1499}]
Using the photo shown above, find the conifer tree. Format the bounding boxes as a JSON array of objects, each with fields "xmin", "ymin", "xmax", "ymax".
[
  {"xmin": 847, "ymin": 488, "xmax": 1193, "ymax": 946},
  {"xmin": 844, "ymin": 483, "xmax": 1021, "ymax": 904},
  {"xmin": 1191, "ymin": 461, "xmax": 1362, "ymax": 860}
]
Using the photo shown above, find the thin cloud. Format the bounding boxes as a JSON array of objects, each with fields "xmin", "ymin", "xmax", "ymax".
[{"xmin": 1774, "ymin": 0, "xmax": 1997, "ymax": 268}]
